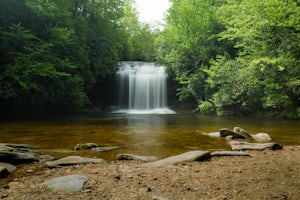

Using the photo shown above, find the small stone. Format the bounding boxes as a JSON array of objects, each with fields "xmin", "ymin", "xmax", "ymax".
[
  {"xmin": 74, "ymin": 143, "xmax": 98, "ymax": 150},
  {"xmin": 92, "ymin": 146, "xmax": 121, "ymax": 152}
]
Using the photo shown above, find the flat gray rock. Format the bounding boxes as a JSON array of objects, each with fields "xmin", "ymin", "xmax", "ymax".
[
  {"xmin": 0, "ymin": 143, "xmax": 54, "ymax": 164},
  {"xmin": 117, "ymin": 154, "xmax": 158, "ymax": 162},
  {"xmin": 211, "ymin": 151, "xmax": 250, "ymax": 157},
  {"xmin": 45, "ymin": 156, "xmax": 106, "ymax": 168},
  {"xmin": 41, "ymin": 174, "xmax": 88, "ymax": 192},
  {"xmin": 141, "ymin": 151, "xmax": 211, "ymax": 167},
  {"xmin": 229, "ymin": 141, "xmax": 283, "ymax": 151},
  {"xmin": 92, "ymin": 146, "xmax": 121, "ymax": 152}
]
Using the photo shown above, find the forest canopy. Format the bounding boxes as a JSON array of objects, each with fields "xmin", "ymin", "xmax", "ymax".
[
  {"xmin": 0, "ymin": 0, "xmax": 157, "ymax": 112},
  {"xmin": 156, "ymin": 0, "xmax": 300, "ymax": 118},
  {"xmin": 0, "ymin": 0, "xmax": 299, "ymax": 118}
]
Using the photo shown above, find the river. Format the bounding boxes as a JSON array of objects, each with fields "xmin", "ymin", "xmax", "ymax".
[{"xmin": 0, "ymin": 114, "xmax": 299, "ymax": 160}]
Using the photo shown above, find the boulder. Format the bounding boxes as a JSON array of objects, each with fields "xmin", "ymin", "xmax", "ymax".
[
  {"xmin": 141, "ymin": 151, "xmax": 211, "ymax": 167},
  {"xmin": 0, "ymin": 143, "xmax": 54, "ymax": 164},
  {"xmin": 251, "ymin": 133, "xmax": 272, "ymax": 142},
  {"xmin": 92, "ymin": 146, "xmax": 121, "ymax": 152},
  {"xmin": 211, "ymin": 151, "xmax": 250, "ymax": 157},
  {"xmin": 117, "ymin": 154, "xmax": 158, "ymax": 162},
  {"xmin": 74, "ymin": 143, "xmax": 98, "ymax": 150},
  {"xmin": 219, "ymin": 128, "xmax": 246, "ymax": 139},
  {"xmin": 41, "ymin": 174, "xmax": 88, "ymax": 192},
  {"xmin": 229, "ymin": 140, "xmax": 283, "ymax": 151},
  {"xmin": 233, "ymin": 127, "xmax": 251, "ymax": 138},
  {"xmin": 45, "ymin": 156, "xmax": 106, "ymax": 168}
]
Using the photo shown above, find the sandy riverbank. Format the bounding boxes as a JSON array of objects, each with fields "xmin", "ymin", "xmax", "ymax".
[{"xmin": 1, "ymin": 145, "xmax": 299, "ymax": 200}]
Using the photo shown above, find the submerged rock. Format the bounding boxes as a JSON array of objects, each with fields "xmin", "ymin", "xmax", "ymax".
[
  {"xmin": 0, "ymin": 143, "xmax": 54, "ymax": 164},
  {"xmin": 74, "ymin": 143, "xmax": 98, "ymax": 150},
  {"xmin": 141, "ymin": 150, "xmax": 211, "ymax": 167},
  {"xmin": 229, "ymin": 140, "xmax": 283, "ymax": 151},
  {"xmin": 41, "ymin": 174, "xmax": 88, "ymax": 192},
  {"xmin": 92, "ymin": 146, "xmax": 121, "ymax": 152},
  {"xmin": 251, "ymin": 133, "xmax": 272, "ymax": 143},
  {"xmin": 117, "ymin": 154, "xmax": 158, "ymax": 162},
  {"xmin": 45, "ymin": 156, "xmax": 106, "ymax": 168}
]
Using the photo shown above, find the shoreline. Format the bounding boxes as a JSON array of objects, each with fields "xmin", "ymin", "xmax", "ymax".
[{"xmin": 1, "ymin": 145, "xmax": 299, "ymax": 199}]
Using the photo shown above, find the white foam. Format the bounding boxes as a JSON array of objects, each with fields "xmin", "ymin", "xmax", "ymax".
[{"xmin": 112, "ymin": 108, "xmax": 176, "ymax": 114}]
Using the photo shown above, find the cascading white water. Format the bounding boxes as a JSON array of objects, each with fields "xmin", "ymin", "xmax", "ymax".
[{"xmin": 115, "ymin": 61, "xmax": 175, "ymax": 114}]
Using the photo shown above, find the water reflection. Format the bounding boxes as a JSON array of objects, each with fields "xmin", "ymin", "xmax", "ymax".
[{"xmin": 0, "ymin": 114, "xmax": 299, "ymax": 160}]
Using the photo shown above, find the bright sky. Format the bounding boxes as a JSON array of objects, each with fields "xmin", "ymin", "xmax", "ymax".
[{"xmin": 135, "ymin": 0, "xmax": 171, "ymax": 23}]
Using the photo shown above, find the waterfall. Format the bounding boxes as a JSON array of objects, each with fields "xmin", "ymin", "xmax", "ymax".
[{"xmin": 115, "ymin": 61, "xmax": 175, "ymax": 114}]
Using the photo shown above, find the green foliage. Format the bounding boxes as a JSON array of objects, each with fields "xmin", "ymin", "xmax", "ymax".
[
  {"xmin": 156, "ymin": 0, "xmax": 229, "ymax": 102},
  {"xmin": 198, "ymin": 101, "xmax": 215, "ymax": 115},
  {"xmin": 0, "ymin": 0, "xmax": 149, "ymax": 112},
  {"xmin": 158, "ymin": 0, "xmax": 299, "ymax": 118}
]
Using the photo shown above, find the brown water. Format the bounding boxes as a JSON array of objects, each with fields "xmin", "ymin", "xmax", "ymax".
[{"xmin": 0, "ymin": 114, "xmax": 299, "ymax": 160}]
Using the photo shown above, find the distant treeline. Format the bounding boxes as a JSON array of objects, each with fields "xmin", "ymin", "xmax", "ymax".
[
  {"xmin": 0, "ymin": 0, "xmax": 157, "ymax": 112},
  {"xmin": 156, "ymin": 0, "xmax": 299, "ymax": 119}
]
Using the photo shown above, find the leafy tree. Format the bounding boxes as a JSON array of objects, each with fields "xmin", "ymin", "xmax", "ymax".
[
  {"xmin": 156, "ymin": 0, "xmax": 228, "ymax": 103},
  {"xmin": 209, "ymin": 0, "xmax": 300, "ymax": 117}
]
